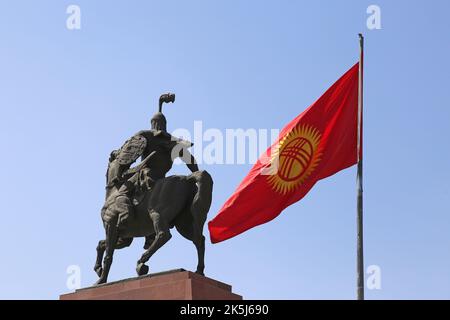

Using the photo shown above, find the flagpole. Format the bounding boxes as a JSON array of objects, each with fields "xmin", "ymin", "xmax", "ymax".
[{"xmin": 356, "ymin": 33, "xmax": 365, "ymax": 300}]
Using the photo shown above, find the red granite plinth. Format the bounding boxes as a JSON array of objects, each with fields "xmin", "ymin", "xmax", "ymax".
[{"xmin": 60, "ymin": 269, "xmax": 242, "ymax": 300}]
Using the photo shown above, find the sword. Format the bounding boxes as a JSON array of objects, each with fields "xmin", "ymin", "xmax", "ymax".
[{"xmin": 123, "ymin": 151, "xmax": 156, "ymax": 178}]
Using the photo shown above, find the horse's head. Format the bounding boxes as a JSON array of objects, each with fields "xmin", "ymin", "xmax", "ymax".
[
  {"xmin": 105, "ymin": 151, "xmax": 118, "ymax": 185},
  {"xmin": 105, "ymin": 151, "xmax": 123, "ymax": 199}
]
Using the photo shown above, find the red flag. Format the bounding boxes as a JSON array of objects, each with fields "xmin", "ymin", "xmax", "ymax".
[{"xmin": 208, "ymin": 63, "xmax": 361, "ymax": 243}]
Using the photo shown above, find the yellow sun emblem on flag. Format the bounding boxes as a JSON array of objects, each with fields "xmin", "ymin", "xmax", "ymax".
[{"xmin": 267, "ymin": 124, "xmax": 322, "ymax": 195}]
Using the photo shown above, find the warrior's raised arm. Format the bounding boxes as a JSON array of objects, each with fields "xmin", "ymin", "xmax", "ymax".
[{"xmin": 179, "ymin": 147, "xmax": 199, "ymax": 173}]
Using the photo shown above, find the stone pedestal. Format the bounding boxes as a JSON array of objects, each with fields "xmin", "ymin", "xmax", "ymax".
[{"xmin": 60, "ymin": 269, "xmax": 242, "ymax": 300}]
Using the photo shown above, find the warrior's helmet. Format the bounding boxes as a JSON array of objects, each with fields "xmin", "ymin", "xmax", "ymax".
[{"xmin": 151, "ymin": 93, "xmax": 175, "ymax": 132}]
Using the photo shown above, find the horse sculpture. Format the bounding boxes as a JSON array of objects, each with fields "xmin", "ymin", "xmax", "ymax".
[{"xmin": 93, "ymin": 167, "xmax": 213, "ymax": 285}]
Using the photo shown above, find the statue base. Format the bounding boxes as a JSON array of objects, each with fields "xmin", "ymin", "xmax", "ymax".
[{"xmin": 60, "ymin": 269, "xmax": 242, "ymax": 300}]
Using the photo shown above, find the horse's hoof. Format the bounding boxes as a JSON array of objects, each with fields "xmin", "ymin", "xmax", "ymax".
[
  {"xmin": 94, "ymin": 266, "xmax": 103, "ymax": 278},
  {"xmin": 136, "ymin": 263, "xmax": 149, "ymax": 276},
  {"xmin": 195, "ymin": 270, "xmax": 205, "ymax": 276},
  {"xmin": 94, "ymin": 278, "xmax": 106, "ymax": 286}
]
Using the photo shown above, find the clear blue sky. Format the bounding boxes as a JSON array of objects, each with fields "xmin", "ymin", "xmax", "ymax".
[{"xmin": 0, "ymin": 0, "xmax": 449, "ymax": 299}]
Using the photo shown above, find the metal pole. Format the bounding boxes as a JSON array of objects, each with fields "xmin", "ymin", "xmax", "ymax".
[{"xmin": 356, "ymin": 33, "xmax": 365, "ymax": 300}]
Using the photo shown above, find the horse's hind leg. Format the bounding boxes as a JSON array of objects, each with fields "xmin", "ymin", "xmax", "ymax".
[
  {"xmin": 176, "ymin": 218, "xmax": 205, "ymax": 276},
  {"xmin": 189, "ymin": 170, "xmax": 213, "ymax": 276},
  {"xmin": 191, "ymin": 205, "xmax": 208, "ymax": 275},
  {"xmin": 191, "ymin": 217, "xmax": 206, "ymax": 275},
  {"xmin": 136, "ymin": 210, "xmax": 172, "ymax": 276},
  {"xmin": 193, "ymin": 234, "xmax": 205, "ymax": 275}
]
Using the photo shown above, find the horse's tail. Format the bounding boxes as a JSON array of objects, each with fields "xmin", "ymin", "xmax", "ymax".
[{"xmin": 189, "ymin": 170, "xmax": 213, "ymax": 227}]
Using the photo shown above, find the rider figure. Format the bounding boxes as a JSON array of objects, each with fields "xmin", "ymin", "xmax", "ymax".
[{"xmin": 103, "ymin": 93, "xmax": 199, "ymax": 228}]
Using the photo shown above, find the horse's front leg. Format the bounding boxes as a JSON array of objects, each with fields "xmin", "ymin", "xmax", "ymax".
[
  {"xmin": 136, "ymin": 210, "xmax": 172, "ymax": 276},
  {"xmin": 95, "ymin": 222, "xmax": 118, "ymax": 285},
  {"xmin": 94, "ymin": 240, "xmax": 106, "ymax": 277}
]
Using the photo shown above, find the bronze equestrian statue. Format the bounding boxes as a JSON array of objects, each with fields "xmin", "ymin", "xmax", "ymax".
[{"xmin": 94, "ymin": 93, "xmax": 213, "ymax": 285}]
